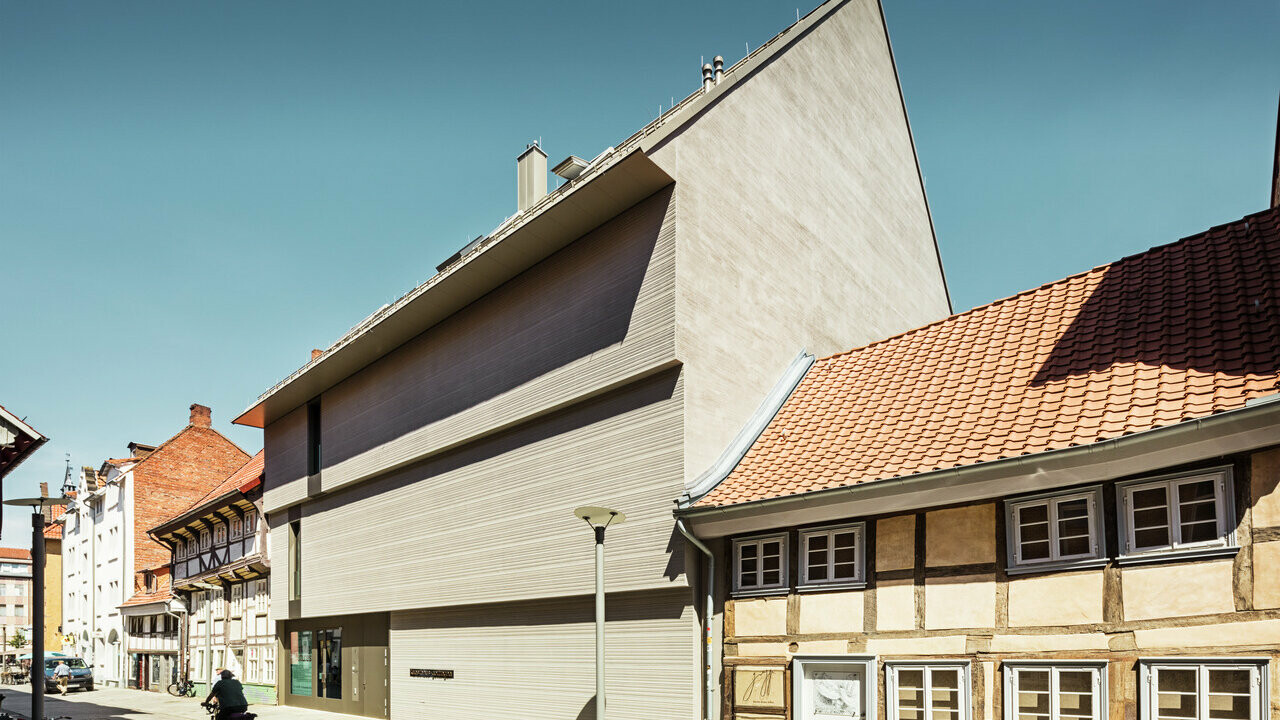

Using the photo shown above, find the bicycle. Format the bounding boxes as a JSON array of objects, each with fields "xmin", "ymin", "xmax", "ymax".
[
  {"xmin": 167, "ymin": 677, "xmax": 198, "ymax": 697},
  {"xmin": 202, "ymin": 701, "xmax": 257, "ymax": 720}
]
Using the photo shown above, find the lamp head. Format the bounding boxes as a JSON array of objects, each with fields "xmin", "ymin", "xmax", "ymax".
[
  {"xmin": 3, "ymin": 497, "xmax": 69, "ymax": 509},
  {"xmin": 573, "ymin": 506, "xmax": 626, "ymax": 528}
]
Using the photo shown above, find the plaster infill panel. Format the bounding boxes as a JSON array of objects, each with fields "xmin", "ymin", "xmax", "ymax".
[
  {"xmin": 876, "ymin": 515, "xmax": 915, "ymax": 572},
  {"xmin": 865, "ymin": 635, "xmax": 968, "ymax": 656},
  {"xmin": 1132, "ymin": 619, "xmax": 1280, "ymax": 650},
  {"xmin": 734, "ymin": 597, "xmax": 788, "ymax": 637},
  {"xmin": 926, "ymin": 504, "xmax": 996, "ymax": 567},
  {"xmin": 1122, "ymin": 559, "xmax": 1236, "ymax": 621},
  {"xmin": 1252, "ymin": 448, "xmax": 1280, "ymax": 528},
  {"xmin": 924, "ymin": 574, "xmax": 996, "ymax": 630},
  {"xmin": 798, "ymin": 590, "xmax": 864, "ymax": 635},
  {"xmin": 1251, "ymin": 541, "xmax": 1280, "ymax": 610},
  {"xmin": 1007, "ymin": 571, "xmax": 1105, "ymax": 627},
  {"xmin": 876, "ymin": 578, "xmax": 916, "ymax": 632}
]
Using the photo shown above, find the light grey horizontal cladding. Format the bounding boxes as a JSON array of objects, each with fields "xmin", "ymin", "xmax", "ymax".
[
  {"xmin": 263, "ymin": 405, "xmax": 308, "ymax": 513},
  {"xmin": 314, "ymin": 188, "xmax": 677, "ymax": 494},
  {"xmin": 318, "ymin": 349, "xmax": 679, "ymax": 497},
  {"xmin": 299, "ymin": 370, "xmax": 688, "ymax": 618},
  {"xmin": 268, "ymin": 522, "xmax": 288, "ymax": 621},
  {"xmin": 389, "ymin": 588, "xmax": 696, "ymax": 720},
  {"xmin": 652, "ymin": 0, "xmax": 950, "ymax": 485}
]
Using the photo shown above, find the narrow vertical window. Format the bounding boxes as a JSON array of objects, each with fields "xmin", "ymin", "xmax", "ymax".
[
  {"xmin": 289, "ymin": 520, "xmax": 302, "ymax": 601},
  {"xmin": 306, "ymin": 400, "xmax": 322, "ymax": 476}
]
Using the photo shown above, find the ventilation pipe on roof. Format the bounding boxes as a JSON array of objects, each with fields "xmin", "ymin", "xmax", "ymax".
[
  {"xmin": 701, "ymin": 63, "xmax": 714, "ymax": 92},
  {"xmin": 713, "ymin": 56, "xmax": 724, "ymax": 84},
  {"xmin": 517, "ymin": 143, "xmax": 547, "ymax": 213}
]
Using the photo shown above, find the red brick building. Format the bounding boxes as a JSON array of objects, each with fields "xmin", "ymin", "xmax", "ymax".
[{"xmin": 61, "ymin": 403, "xmax": 250, "ymax": 688}]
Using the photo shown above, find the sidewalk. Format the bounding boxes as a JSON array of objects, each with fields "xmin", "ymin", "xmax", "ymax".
[{"xmin": 0, "ymin": 685, "xmax": 369, "ymax": 720}]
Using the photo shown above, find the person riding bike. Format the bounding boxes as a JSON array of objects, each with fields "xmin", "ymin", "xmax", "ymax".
[{"xmin": 203, "ymin": 669, "xmax": 249, "ymax": 720}]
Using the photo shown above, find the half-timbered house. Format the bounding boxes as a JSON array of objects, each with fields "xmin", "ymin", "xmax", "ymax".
[
  {"xmin": 150, "ymin": 450, "xmax": 275, "ymax": 703},
  {"xmin": 120, "ymin": 563, "xmax": 181, "ymax": 691},
  {"xmin": 676, "ymin": 205, "xmax": 1280, "ymax": 720}
]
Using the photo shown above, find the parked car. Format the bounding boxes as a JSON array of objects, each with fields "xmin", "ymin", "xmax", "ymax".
[{"xmin": 42, "ymin": 657, "xmax": 93, "ymax": 693}]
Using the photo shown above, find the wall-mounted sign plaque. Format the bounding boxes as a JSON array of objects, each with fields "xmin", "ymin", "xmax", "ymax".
[{"xmin": 410, "ymin": 668, "xmax": 454, "ymax": 679}]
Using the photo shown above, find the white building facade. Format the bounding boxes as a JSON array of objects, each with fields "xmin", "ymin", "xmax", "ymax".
[{"xmin": 62, "ymin": 460, "xmax": 133, "ymax": 686}]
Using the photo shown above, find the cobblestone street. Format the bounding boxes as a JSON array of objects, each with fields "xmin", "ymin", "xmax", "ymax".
[{"xmin": 0, "ymin": 686, "xmax": 365, "ymax": 720}]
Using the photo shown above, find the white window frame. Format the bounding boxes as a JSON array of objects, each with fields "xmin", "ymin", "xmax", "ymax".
[
  {"xmin": 1138, "ymin": 657, "xmax": 1267, "ymax": 720},
  {"xmin": 886, "ymin": 661, "xmax": 971, "ymax": 720},
  {"xmin": 1005, "ymin": 487, "xmax": 1105, "ymax": 574},
  {"xmin": 732, "ymin": 533, "xmax": 789, "ymax": 596},
  {"xmin": 1002, "ymin": 660, "xmax": 1106, "ymax": 720},
  {"xmin": 1117, "ymin": 467, "xmax": 1237, "ymax": 563},
  {"xmin": 798, "ymin": 522, "xmax": 866, "ymax": 590},
  {"xmin": 792, "ymin": 655, "xmax": 876, "ymax": 720}
]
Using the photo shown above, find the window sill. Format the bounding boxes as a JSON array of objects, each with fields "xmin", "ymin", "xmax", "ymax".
[
  {"xmin": 730, "ymin": 587, "xmax": 790, "ymax": 599},
  {"xmin": 1005, "ymin": 557, "xmax": 1110, "ymax": 577},
  {"xmin": 796, "ymin": 581, "xmax": 867, "ymax": 593},
  {"xmin": 1115, "ymin": 544, "xmax": 1239, "ymax": 566}
]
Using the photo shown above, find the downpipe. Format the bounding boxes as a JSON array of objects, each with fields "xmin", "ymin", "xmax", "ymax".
[{"xmin": 675, "ymin": 518, "xmax": 714, "ymax": 720}]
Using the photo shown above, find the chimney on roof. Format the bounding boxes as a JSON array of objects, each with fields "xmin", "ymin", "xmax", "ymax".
[
  {"xmin": 189, "ymin": 403, "xmax": 212, "ymax": 428},
  {"xmin": 39, "ymin": 482, "xmax": 48, "ymax": 498},
  {"xmin": 702, "ymin": 63, "xmax": 714, "ymax": 92},
  {"xmin": 311, "ymin": 349, "xmax": 324, "ymax": 361},
  {"xmin": 713, "ymin": 55, "xmax": 724, "ymax": 84},
  {"xmin": 517, "ymin": 143, "xmax": 547, "ymax": 213}
]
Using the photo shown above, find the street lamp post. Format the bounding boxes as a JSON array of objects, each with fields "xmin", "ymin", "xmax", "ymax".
[
  {"xmin": 573, "ymin": 506, "xmax": 625, "ymax": 720},
  {"xmin": 5, "ymin": 496, "xmax": 69, "ymax": 720}
]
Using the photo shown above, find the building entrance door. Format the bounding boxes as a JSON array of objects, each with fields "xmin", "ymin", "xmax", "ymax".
[{"xmin": 282, "ymin": 613, "xmax": 387, "ymax": 719}]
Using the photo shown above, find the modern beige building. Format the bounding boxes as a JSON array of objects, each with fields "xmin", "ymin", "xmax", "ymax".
[
  {"xmin": 233, "ymin": 1, "xmax": 952, "ymax": 717},
  {"xmin": 677, "ymin": 205, "xmax": 1280, "ymax": 720}
]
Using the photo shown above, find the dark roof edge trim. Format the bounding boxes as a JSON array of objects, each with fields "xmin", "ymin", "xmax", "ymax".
[
  {"xmin": 676, "ymin": 349, "xmax": 815, "ymax": 508},
  {"xmin": 676, "ymin": 392, "xmax": 1280, "ymax": 525}
]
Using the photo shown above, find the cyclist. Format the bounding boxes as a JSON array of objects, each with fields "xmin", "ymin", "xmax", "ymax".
[{"xmin": 203, "ymin": 669, "xmax": 248, "ymax": 720}]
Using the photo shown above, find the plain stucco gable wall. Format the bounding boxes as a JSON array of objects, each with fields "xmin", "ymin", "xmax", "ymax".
[{"xmin": 651, "ymin": 0, "xmax": 950, "ymax": 484}]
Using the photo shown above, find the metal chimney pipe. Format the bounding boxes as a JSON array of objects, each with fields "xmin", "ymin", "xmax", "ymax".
[
  {"xmin": 701, "ymin": 63, "xmax": 714, "ymax": 93},
  {"xmin": 713, "ymin": 56, "xmax": 724, "ymax": 84}
]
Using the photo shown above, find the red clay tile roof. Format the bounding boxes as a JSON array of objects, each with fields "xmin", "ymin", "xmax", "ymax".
[
  {"xmin": 120, "ymin": 588, "xmax": 173, "ymax": 608},
  {"xmin": 697, "ymin": 208, "xmax": 1280, "ymax": 508},
  {"xmin": 0, "ymin": 548, "xmax": 32, "ymax": 561}
]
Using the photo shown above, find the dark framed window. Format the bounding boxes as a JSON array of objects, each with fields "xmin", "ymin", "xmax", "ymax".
[{"xmin": 306, "ymin": 400, "xmax": 322, "ymax": 476}]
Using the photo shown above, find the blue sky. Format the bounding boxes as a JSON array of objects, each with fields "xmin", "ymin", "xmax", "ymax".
[{"xmin": 1, "ymin": 1, "xmax": 1276, "ymax": 545}]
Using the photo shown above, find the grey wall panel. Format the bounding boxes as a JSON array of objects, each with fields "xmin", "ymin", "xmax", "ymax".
[
  {"xmin": 268, "ymin": 520, "xmax": 289, "ymax": 621},
  {"xmin": 264, "ymin": 405, "xmax": 308, "ymax": 513},
  {"xmin": 651, "ymin": 0, "xmax": 952, "ymax": 483},
  {"xmin": 312, "ymin": 189, "xmax": 677, "ymax": 498},
  {"xmin": 299, "ymin": 371, "xmax": 687, "ymax": 616},
  {"xmin": 389, "ymin": 588, "xmax": 696, "ymax": 720}
]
